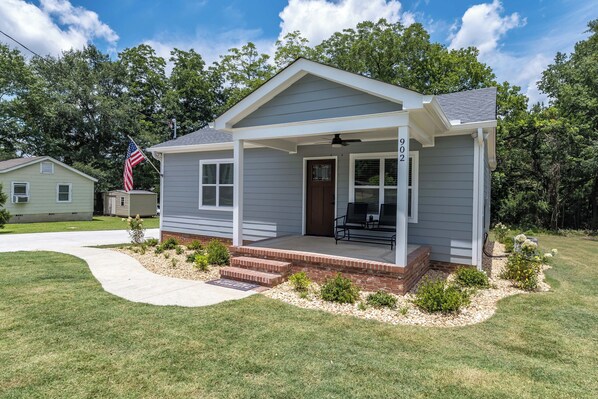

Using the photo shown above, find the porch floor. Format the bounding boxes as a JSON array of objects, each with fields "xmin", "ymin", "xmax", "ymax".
[{"xmin": 249, "ymin": 235, "xmax": 420, "ymax": 265}]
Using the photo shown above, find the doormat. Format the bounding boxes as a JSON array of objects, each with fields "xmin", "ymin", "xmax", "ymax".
[{"xmin": 205, "ymin": 279, "xmax": 260, "ymax": 291}]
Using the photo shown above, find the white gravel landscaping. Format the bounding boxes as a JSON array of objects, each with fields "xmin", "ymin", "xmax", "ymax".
[
  {"xmin": 113, "ymin": 246, "xmax": 224, "ymax": 282},
  {"xmin": 263, "ymin": 241, "xmax": 551, "ymax": 327}
]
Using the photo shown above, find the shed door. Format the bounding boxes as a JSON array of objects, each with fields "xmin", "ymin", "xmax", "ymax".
[
  {"xmin": 108, "ymin": 197, "xmax": 116, "ymax": 215},
  {"xmin": 306, "ymin": 159, "xmax": 335, "ymax": 236}
]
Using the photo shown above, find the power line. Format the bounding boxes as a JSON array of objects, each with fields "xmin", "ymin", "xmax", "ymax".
[{"xmin": 0, "ymin": 29, "xmax": 43, "ymax": 58}]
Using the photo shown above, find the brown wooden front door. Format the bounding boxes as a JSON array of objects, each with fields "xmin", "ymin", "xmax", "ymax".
[{"xmin": 306, "ymin": 159, "xmax": 336, "ymax": 236}]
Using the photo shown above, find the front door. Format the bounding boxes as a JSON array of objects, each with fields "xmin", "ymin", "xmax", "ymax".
[{"xmin": 306, "ymin": 159, "xmax": 336, "ymax": 236}]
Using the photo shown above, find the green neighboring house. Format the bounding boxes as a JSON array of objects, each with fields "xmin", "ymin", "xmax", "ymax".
[{"xmin": 0, "ymin": 156, "xmax": 97, "ymax": 223}]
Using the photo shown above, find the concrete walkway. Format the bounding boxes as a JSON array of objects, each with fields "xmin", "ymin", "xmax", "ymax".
[{"xmin": 0, "ymin": 229, "xmax": 254, "ymax": 307}]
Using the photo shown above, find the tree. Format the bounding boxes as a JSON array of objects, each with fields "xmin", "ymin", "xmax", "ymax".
[
  {"xmin": 0, "ymin": 183, "xmax": 10, "ymax": 228},
  {"xmin": 316, "ymin": 19, "xmax": 495, "ymax": 94},
  {"xmin": 274, "ymin": 31, "xmax": 321, "ymax": 69},
  {"xmin": 215, "ymin": 43, "xmax": 275, "ymax": 110},
  {"xmin": 0, "ymin": 43, "xmax": 33, "ymax": 158},
  {"xmin": 539, "ymin": 19, "xmax": 598, "ymax": 228},
  {"xmin": 165, "ymin": 48, "xmax": 223, "ymax": 134}
]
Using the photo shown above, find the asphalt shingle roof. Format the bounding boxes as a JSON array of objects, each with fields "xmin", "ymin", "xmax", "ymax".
[
  {"xmin": 151, "ymin": 128, "xmax": 232, "ymax": 148},
  {"xmin": 0, "ymin": 156, "xmax": 42, "ymax": 172},
  {"xmin": 436, "ymin": 87, "xmax": 497, "ymax": 124}
]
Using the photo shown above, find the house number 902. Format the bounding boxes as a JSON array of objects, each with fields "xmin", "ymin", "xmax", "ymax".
[{"xmin": 399, "ymin": 138, "xmax": 406, "ymax": 161}]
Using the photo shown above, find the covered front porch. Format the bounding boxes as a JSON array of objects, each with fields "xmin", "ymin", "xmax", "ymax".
[{"xmin": 250, "ymin": 235, "xmax": 421, "ymax": 264}]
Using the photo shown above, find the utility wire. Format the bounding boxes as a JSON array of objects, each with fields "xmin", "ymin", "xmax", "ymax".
[{"xmin": 0, "ymin": 29, "xmax": 43, "ymax": 58}]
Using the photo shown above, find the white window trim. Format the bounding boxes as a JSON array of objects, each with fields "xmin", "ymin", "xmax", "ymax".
[
  {"xmin": 40, "ymin": 161, "xmax": 54, "ymax": 174},
  {"xmin": 349, "ymin": 151, "xmax": 419, "ymax": 223},
  {"xmin": 56, "ymin": 183, "xmax": 72, "ymax": 203},
  {"xmin": 199, "ymin": 158, "xmax": 234, "ymax": 211},
  {"xmin": 11, "ymin": 181, "xmax": 30, "ymax": 203}
]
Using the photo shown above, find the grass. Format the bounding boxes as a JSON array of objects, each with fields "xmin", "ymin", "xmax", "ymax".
[
  {"xmin": 0, "ymin": 216, "xmax": 159, "ymax": 234},
  {"xmin": 0, "ymin": 234, "xmax": 597, "ymax": 398}
]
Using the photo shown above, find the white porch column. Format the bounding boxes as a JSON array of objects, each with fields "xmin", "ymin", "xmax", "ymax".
[
  {"xmin": 233, "ymin": 139, "xmax": 244, "ymax": 246},
  {"xmin": 395, "ymin": 125, "xmax": 410, "ymax": 266}
]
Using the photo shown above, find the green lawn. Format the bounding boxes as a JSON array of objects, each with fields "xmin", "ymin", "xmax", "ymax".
[
  {"xmin": 0, "ymin": 216, "xmax": 159, "ymax": 234},
  {"xmin": 1, "ymin": 234, "xmax": 597, "ymax": 398}
]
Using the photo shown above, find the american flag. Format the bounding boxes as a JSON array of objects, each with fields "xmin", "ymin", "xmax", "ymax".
[{"xmin": 123, "ymin": 141, "xmax": 145, "ymax": 192}]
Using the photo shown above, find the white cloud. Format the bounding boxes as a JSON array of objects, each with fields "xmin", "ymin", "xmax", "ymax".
[
  {"xmin": 449, "ymin": 0, "xmax": 525, "ymax": 55},
  {"xmin": 278, "ymin": 0, "xmax": 414, "ymax": 45},
  {"xmin": 0, "ymin": 0, "xmax": 117, "ymax": 56}
]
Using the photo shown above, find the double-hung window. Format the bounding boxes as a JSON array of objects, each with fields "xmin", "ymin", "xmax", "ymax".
[
  {"xmin": 199, "ymin": 159, "xmax": 233, "ymax": 209},
  {"xmin": 56, "ymin": 183, "xmax": 72, "ymax": 202},
  {"xmin": 350, "ymin": 152, "xmax": 418, "ymax": 222}
]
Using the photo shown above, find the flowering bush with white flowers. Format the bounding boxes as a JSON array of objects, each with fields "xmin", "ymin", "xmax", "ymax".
[
  {"xmin": 494, "ymin": 222, "xmax": 509, "ymax": 243},
  {"xmin": 124, "ymin": 214, "xmax": 145, "ymax": 244},
  {"xmin": 515, "ymin": 234, "xmax": 528, "ymax": 244}
]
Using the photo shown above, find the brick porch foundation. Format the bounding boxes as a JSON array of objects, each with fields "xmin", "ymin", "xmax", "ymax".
[{"xmin": 230, "ymin": 245, "xmax": 431, "ymax": 295}]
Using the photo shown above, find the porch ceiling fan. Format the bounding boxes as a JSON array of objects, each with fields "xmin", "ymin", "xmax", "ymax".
[{"xmin": 330, "ymin": 133, "xmax": 362, "ymax": 148}]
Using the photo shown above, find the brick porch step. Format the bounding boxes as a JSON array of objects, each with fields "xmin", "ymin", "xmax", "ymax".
[
  {"xmin": 230, "ymin": 256, "xmax": 291, "ymax": 275},
  {"xmin": 220, "ymin": 266, "xmax": 285, "ymax": 287}
]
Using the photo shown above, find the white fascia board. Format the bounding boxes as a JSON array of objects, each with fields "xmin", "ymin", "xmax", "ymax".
[
  {"xmin": 0, "ymin": 156, "xmax": 98, "ymax": 182},
  {"xmin": 422, "ymin": 96, "xmax": 451, "ymax": 131},
  {"xmin": 449, "ymin": 120, "xmax": 497, "ymax": 132},
  {"xmin": 409, "ymin": 121, "xmax": 435, "ymax": 147},
  {"xmin": 149, "ymin": 142, "xmax": 261, "ymax": 155},
  {"xmin": 215, "ymin": 58, "xmax": 424, "ymax": 130},
  {"xmin": 232, "ymin": 111, "xmax": 410, "ymax": 141}
]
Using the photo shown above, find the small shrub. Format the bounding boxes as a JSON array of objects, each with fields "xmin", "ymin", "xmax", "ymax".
[
  {"xmin": 160, "ymin": 237, "xmax": 178, "ymax": 250},
  {"xmin": 206, "ymin": 239, "xmax": 229, "ymax": 266},
  {"xmin": 454, "ymin": 267, "xmax": 489, "ymax": 288},
  {"xmin": 413, "ymin": 278, "xmax": 470, "ymax": 314},
  {"xmin": 501, "ymin": 253, "xmax": 541, "ymax": 290},
  {"xmin": 288, "ymin": 272, "xmax": 311, "ymax": 292},
  {"xmin": 154, "ymin": 246, "xmax": 164, "ymax": 255},
  {"xmin": 186, "ymin": 251, "xmax": 200, "ymax": 263},
  {"xmin": 494, "ymin": 222, "xmax": 509, "ymax": 243},
  {"xmin": 145, "ymin": 238, "xmax": 159, "ymax": 247},
  {"xmin": 164, "ymin": 252, "xmax": 170, "ymax": 259},
  {"xmin": 186, "ymin": 240, "xmax": 203, "ymax": 251},
  {"xmin": 357, "ymin": 301, "xmax": 368, "ymax": 311},
  {"xmin": 138, "ymin": 245, "xmax": 146, "ymax": 255},
  {"xmin": 299, "ymin": 291, "xmax": 309, "ymax": 299},
  {"xmin": 366, "ymin": 290, "xmax": 398, "ymax": 309},
  {"xmin": 398, "ymin": 305, "xmax": 409, "ymax": 316},
  {"xmin": 503, "ymin": 239, "xmax": 515, "ymax": 253},
  {"xmin": 171, "ymin": 258, "xmax": 178, "ymax": 268},
  {"xmin": 124, "ymin": 215, "xmax": 145, "ymax": 244},
  {"xmin": 194, "ymin": 253, "xmax": 209, "ymax": 271},
  {"xmin": 175, "ymin": 245, "xmax": 184, "ymax": 255},
  {"xmin": 320, "ymin": 273, "xmax": 360, "ymax": 304}
]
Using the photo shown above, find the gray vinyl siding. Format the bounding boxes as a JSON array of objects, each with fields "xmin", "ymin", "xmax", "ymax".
[
  {"xmin": 161, "ymin": 135, "xmax": 475, "ymax": 264},
  {"xmin": 233, "ymin": 74, "xmax": 402, "ymax": 128}
]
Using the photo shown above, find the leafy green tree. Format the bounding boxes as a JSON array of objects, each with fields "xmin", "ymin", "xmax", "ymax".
[
  {"xmin": 539, "ymin": 19, "xmax": 598, "ymax": 228},
  {"xmin": 216, "ymin": 43, "xmax": 275, "ymax": 110},
  {"xmin": 165, "ymin": 48, "xmax": 223, "ymax": 134},
  {"xmin": 0, "ymin": 183, "xmax": 10, "ymax": 228},
  {"xmin": 0, "ymin": 43, "xmax": 33, "ymax": 158},
  {"xmin": 274, "ymin": 31, "xmax": 321, "ymax": 69},
  {"xmin": 316, "ymin": 19, "xmax": 495, "ymax": 94}
]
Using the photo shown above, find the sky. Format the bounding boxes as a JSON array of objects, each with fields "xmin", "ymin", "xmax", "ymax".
[{"xmin": 0, "ymin": 0, "xmax": 596, "ymax": 104}]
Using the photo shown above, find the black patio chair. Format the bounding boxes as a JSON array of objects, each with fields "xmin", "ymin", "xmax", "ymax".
[
  {"xmin": 334, "ymin": 202, "xmax": 368, "ymax": 243},
  {"xmin": 370, "ymin": 203, "xmax": 397, "ymax": 249}
]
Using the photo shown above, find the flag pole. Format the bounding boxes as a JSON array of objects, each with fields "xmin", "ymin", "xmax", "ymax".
[{"xmin": 127, "ymin": 135, "xmax": 162, "ymax": 176}]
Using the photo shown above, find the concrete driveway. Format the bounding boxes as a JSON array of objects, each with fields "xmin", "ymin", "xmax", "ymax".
[{"xmin": 0, "ymin": 229, "xmax": 255, "ymax": 307}]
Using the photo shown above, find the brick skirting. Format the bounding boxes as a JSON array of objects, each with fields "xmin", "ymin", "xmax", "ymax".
[
  {"xmin": 429, "ymin": 260, "xmax": 472, "ymax": 273},
  {"xmin": 230, "ymin": 245, "xmax": 432, "ymax": 295}
]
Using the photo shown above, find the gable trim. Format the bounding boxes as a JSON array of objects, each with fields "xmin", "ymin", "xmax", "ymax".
[
  {"xmin": 215, "ymin": 58, "xmax": 425, "ymax": 130},
  {"xmin": 0, "ymin": 156, "xmax": 98, "ymax": 182}
]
